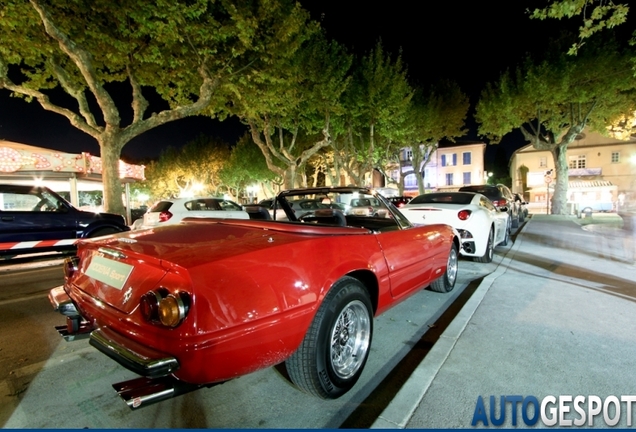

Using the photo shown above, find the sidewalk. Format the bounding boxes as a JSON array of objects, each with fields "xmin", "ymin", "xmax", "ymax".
[{"xmin": 373, "ymin": 215, "xmax": 636, "ymax": 428}]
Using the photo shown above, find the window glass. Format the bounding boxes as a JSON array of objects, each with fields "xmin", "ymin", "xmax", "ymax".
[
  {"xmin": 0, "ymin": 189, "xmax": 62, "ymax": 212},
  {"xmin": 480, "ymin": 196, "xmax": 496, "ymax": 211},
  {"xmin": 410, "ymin": 192, "xmax": 474, "ymax": 205}
]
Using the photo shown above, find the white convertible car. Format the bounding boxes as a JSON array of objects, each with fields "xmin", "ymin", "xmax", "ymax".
[{"xmin": 400, "ymin": 192, "xmax": 510, "ymax": 263}]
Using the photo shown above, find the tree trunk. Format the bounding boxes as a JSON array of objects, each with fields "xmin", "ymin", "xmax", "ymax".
[
  {"xmin": 285, "ymin": 166, "xmax": 296, "ymax": 190},
  {"xmin": 97, "ymin": 134, "xmax": 125, "ymax": 216},
  {"xmin": 550, "ymin": 144, "xmax": 569, "ymax": 215}
]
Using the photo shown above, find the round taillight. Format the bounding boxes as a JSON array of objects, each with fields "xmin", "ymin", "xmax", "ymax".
[
  {"xmin": 458, "ymin": 210, "xmax": 471, "ymax": 221},
  {"xmin": 158, "ymin": 294, "xmax": 189, "ymax": 328},
  {"xmin": 63, "ymin": 256, "xmax": 80, "ymax": 279},
  {"xmin": 159, "ymin": 211, "xmax": 173, "ymax": 222},
  {"xmin": 140, "ymin": 291, "xmax": 161, "ymax": 322}
]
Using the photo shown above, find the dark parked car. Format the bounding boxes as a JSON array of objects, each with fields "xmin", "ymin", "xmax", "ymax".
[
  {"xmin": 514, "ymin": 193, "xmax": 528, "ymax": 222},
  {"xmin": 0, "ymin": 184, "xmax": 129, "ymax": 258},
  {"xmin": 458, "ymin": 184, "xmax": 521, "ymax": 228}
]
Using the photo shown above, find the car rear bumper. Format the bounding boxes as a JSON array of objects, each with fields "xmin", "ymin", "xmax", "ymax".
[
  {"xmin": 460, "ymin": 240, "xmax": 477, "ymax": 255},
  {"xmin": 90, "ymin": 326, "xmax": 180, "ymax": 379}
]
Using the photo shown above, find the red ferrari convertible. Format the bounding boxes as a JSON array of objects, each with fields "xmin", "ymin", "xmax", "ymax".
[{"xmin": 49, "ymin": 187, "xmax": 460, "ymax": 408}]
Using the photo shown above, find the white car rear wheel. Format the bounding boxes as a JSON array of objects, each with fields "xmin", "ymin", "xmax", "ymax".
[{"xmin": 474, "ymin": 228, "xmax": 494, "ymax": 263}]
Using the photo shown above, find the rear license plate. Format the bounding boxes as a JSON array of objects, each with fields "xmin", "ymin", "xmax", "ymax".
[{"xmin": 84, "ymin": 255, "xmax": 134, "ymax": 290}]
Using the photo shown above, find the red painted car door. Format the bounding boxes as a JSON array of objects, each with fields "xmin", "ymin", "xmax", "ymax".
[{"xmin": 374, "ymin": 224, "xmax": 443, "ymax": 298}]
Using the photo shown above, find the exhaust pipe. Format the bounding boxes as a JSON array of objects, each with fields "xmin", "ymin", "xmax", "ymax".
[{"xmin": 112, "ymin": 376, "xmax": 224, "ymax": 409}]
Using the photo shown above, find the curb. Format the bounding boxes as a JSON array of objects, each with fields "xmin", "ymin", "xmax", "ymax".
[{"xmin": 370, "ymin": 218, "xmax": 529, "ymax": 429}]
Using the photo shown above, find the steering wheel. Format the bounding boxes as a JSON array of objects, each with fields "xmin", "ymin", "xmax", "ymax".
[
  {"xmin": 298, "ymin": 212, "xmax": 317, "ymax": 223},
  {"xmin": 33, "ymin": 199, "xmax": 57, "ymax": 212}
]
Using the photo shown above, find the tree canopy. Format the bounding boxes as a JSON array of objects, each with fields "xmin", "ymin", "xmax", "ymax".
[
  {"xmin": 218, "ymin": 133, "xmax": 281, "ymax": 199},
  {"xmin": 530, "ymin": 0, "xmax": 630, "ymax": 54},
  {"xmin": 335, "ymin": 42, "xmax": 413, "ymax": 187},
  {"xmin": 231, "ymin": 30, "xmax": 350, "ymax": 189},
  {"xmin": 476, "ymin": 37, "xmax": 636, "ymax": 214},
  {"xmin": 402, "ymin": 80, "xmax": 469, "ymax": 194},
  {"xmin": 0, "ymin": 0, "xmax": 313, "ymax": 214},
  {"xmin": 144, "ymin": 135, "xmax": 232, "ymax": 199}
]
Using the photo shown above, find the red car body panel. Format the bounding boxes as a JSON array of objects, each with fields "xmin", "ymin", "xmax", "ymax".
[{"xmin": 62, "ymin": 217, "xmax": 456, "ymax": 385}]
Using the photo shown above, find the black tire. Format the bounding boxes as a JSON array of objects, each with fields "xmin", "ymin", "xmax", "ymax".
[
  {"xmin": 474, "ymin": 228, "xmax": 494, "ymax": 263},
  {"xmin": 285, "ymin": 277, "xmax": 373, "ymax": 399},
  {"xmin": 500, "ymin": 223, "xmax": 511, "ymax": 247},
  {"xmin": 88, "ymin": 227, "xmax": 121, "ymax": 238},
  {"xmin": 430, "ymin": 243, "xmax": 458, "ymax": 293},
  {"xmin": 511, "ymin": 211, "xmax": 519, "ymax": 228}
]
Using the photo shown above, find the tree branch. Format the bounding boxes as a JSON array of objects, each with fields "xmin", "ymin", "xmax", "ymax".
[
  {"xmin": 127, "ymin": 64, "xmax": 149, "ymax": 124},
  {"xmin": 120, "ymin": 64, "xmax": 220, "ymax": 141},
  {"xmin": 29, "ymin": 0, "xmax": 120, "ymax": 126},
  {"xmin": 48, "ymin": 57, "xmax": 99, "ymax": 129},
  {"xmin": 1, "ymin": 77, "xmax": 100, "ymax": 137}
]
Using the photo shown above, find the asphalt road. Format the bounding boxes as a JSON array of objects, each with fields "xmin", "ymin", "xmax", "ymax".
[{"xmin": 0, "ymin": 242, "xmax": 513, "ymax": 428}]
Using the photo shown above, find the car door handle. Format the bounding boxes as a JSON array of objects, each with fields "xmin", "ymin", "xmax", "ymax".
[{"xmin": 1, "ymin": 216, "xmax": 14, "ymax": 222}]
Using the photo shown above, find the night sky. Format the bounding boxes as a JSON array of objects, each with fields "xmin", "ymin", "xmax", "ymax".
[{"xmin": 0, "ymin": 1, "xmax": 616, "ymax": 164}]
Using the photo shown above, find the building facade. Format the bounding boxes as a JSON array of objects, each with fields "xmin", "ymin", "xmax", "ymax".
[
  {"xmin": 509, "ymin": 130, "xmax": 636, "ymax": 212},
  {"xmin": 387, "ymin": 141, "xmax": 487, "ymax": 195}
]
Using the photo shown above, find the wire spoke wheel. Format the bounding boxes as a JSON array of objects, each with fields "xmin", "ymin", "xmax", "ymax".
[
  {"xmin": 285, "ymin": 277, "xmax": 373, "ymax": 399},
  {"xmin": 431, "ymin": 243, "xmax": 458, "ymax": 293},
  {"xmin": 446, "ymin": 246, "xmax": 458, "ymax": 286},
  {"xmin": 329, "ymin": 300, "xmax": 371, "ymax": 380}
]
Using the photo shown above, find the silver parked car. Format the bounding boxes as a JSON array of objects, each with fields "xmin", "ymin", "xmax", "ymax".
[{"xmin": 346, "ymin": 197, "xmax": 388, "ymax": 218}]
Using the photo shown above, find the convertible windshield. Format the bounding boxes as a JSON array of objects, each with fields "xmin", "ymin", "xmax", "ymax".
[
  {"xmin": 280, "ymin": 190, "xmax": 387, "ymax": 218},
  {"xmin": 409, "ymin": 192, "xmax": 474, "ymax": 205},
  {"xmin": 269, "ymin": 187, "xmax": 413, "ymax": 231}
]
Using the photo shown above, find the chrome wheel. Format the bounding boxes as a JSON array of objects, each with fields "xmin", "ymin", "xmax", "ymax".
[
  {"xmin": 475, "ymin": 228, "xmax": 494, "ymax": 263},
  {"xmin": 446, "ymin": 246, "xmax": 458, "ymax": 286},
  {"xmin": 329, "ymin": 300, "xmax": 371, "ymax": 379},
  {"xmin": 431, "ymin": 243, "xmax": 459, "ymax": 293},
  {"xmin": 285, "ymin": 277, "xmax": 373, "ymax": 398}
]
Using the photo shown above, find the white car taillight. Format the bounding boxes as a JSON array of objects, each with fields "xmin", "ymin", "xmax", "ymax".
[
  {"xmin": 159, "ymin": 211, "xmax": 173, "ymax": 222},
  {"xmin": 458, "ymin": 210, "xmax": 472, "ymax": 220}
]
